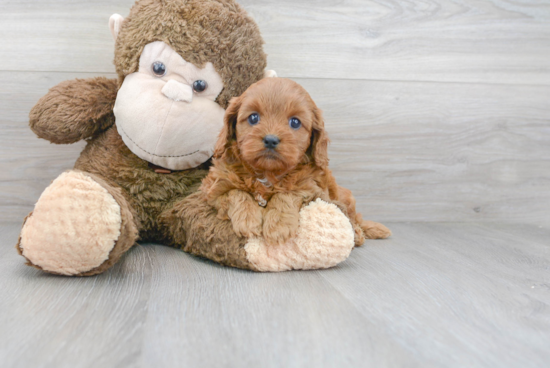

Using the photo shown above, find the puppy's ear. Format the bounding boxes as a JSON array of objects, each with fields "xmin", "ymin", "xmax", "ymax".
[
  {"xmin": 308, "ymin": 107, "xmax": 330, "ymax": 168},
  {"xmin": 214, "ymin": 95, "xmax": 242, "ymax": 159}
]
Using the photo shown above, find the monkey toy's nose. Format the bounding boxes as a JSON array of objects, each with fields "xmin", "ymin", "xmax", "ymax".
[
  {"xmin": 263, "ymin": 135, "xmax": 280, "ymax": 149},
  {"xmin": 161, "ymin": 80, "xmax": 193, "ymax": 103}
]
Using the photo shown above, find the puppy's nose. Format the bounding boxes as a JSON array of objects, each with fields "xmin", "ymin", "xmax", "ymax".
[{"xmin": 263, "ymin": 135, "xmax": 280, "ymax": 149}]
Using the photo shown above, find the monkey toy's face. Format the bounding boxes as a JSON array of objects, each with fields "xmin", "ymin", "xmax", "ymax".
[{"xmin": 114, "ymin": 41, "xmax": 226, "ymax": 171}]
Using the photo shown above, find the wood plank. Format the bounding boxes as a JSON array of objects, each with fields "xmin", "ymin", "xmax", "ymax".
[
  {"xmin": 1, "ymin": 222, "xmax": 549, "ymax": 367},
  {"xmin": 0, "ymin": 223, "xmax": 154, "ymax": 368},
  {"xmin": 0, "ymin": 0, "xmax": 132, "ymax": 74},
  {"xmin": 0, "ymin": 222, "xmax": 419, "ymax": 368},
  {"xmin": 139, "ymin": 246, "xmax": 419, "ymax": 368},
  {"xmin": 1, "ymin": 0, "xmax": 549, "ymax": 85},
  {"xmin": 245, "ymin": 0, "xmax": 550, "ymax": 85},
  {"xmin": 298, "ymin": 78, "xmax": 550, "ymax": 226},
  {"xmin": 320, "ymin": 222, "xmax": 550, "ymax": 368},
  {"xmin": 0, "ymin": 71, "xmax": 105, "ymax": 222},
  {"xmin": 2, "ymin": 71, "xmax": 548, "ymax": 224}
]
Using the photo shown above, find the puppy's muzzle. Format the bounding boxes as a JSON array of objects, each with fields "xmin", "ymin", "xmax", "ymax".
[{"xmin": 263, "ymin": 135, "xmax": 280, "ymax": 149}]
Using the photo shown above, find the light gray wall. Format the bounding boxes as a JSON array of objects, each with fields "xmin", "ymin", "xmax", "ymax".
[{"xmin": 1, "ymin": 0, "xmax": 549, "ymax": 225}]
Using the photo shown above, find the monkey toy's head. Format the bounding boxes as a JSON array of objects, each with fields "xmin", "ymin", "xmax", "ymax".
[{"xmin": 109, "ymin": 0, "xmax": 272, "ymax": 171}]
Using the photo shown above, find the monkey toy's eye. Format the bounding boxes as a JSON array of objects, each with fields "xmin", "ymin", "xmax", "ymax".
[
  {"xmin": 152, "ymin": 61, "xmax": 166, "ymax": 77},
  {"xmin": 193, "ymin": 80, "xmax": 208, "ymax": 93},
  {"xmin": 289, "ymin": 117, "xmax": 302, "ymax": 130},
  {"xmin": 248, "ymin": 113, "xmax": 260, "ymax": 126}
]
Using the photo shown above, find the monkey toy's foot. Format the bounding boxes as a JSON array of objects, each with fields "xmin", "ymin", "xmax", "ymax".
[
  {"xmin": 244, "ymin": 199, "xmax": 356, "ymax": 272},
  {"xmin": 17, "ymin": 170, "xmax": 138, "ymax": 276}
]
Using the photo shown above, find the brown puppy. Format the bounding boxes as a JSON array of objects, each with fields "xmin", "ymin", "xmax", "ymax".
[{"xmin": 201, "ymin": 78, "xmax": 391, "ymax": 245}]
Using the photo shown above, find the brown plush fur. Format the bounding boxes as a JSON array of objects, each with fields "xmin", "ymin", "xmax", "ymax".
[
  {"xmin": 201, "ymin": 78, "xmax": 391, "ymax": 246},
  {"xmin": 74, "ymin": 127, "xmax": 208, "ymax": 243},
  {"xmin": 29, "ymin": 77, "xmax": 118, "ymax": 144},
  {"xmin": 20, "ymin": 0, "xmax": 267, "ymax": 275},
  {"xmin": 160, "ymin": 191, "xmax": 254, "ymax": 270},
  {"xmin": 75, "ymin": 126, "xmax": 254, "ymax": 270}
]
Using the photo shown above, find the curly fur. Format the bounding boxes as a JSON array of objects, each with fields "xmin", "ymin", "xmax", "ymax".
[{"xmin": 201, "ymin": 78, "xmax": 392, "ymax": 246}]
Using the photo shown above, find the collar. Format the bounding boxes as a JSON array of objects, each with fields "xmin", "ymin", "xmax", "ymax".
[
  {"xmin": 240, "ymin": 159, "xmax": 288, "ymax": 187},
  {"xmin": 256, "ymin": 177, "xmax": 273, "ymax": 188}
]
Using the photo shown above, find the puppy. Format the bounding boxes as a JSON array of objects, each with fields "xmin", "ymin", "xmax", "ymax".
[{"xmin": 201, "ymin": 77, "xmax": 391, "ymax": 245}]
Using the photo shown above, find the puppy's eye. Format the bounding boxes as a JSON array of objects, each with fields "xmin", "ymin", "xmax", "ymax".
[
  {"xmin": 193, "ymin": 80, "xmax": 208, "ymax": 93},
  {"xmin": 152, "ymin": 61, "xmax": 166, "ymax": 77},
  {"xmin": 248, "ymin": 113, "xmax": 260, "ymax": 126},
  {"xmin": 289, "ymin": 117, "xmax": 302, "ymax": 130}
]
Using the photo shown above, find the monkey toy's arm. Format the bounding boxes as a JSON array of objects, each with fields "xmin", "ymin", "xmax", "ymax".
[{"xmin": 29, "ymin": 77, "xmax": 118, "ymax": 144}]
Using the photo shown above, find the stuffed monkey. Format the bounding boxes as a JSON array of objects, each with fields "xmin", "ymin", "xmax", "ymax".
[{"xmin": 16, "ymin": 0, "xmax": 389, "ymax": 276}]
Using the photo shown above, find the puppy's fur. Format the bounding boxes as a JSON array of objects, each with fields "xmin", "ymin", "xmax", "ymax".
[{"xmin": 201, "ymin": 78, "xmax": 391, "ymax": 245}]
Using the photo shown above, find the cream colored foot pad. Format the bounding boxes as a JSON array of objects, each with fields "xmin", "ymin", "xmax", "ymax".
[
  {"xmin": 245, "ymin": 199, "xmax": 355, "ymax": 272},
  {"xmin": 20, "ymin": 171, "xmax": 122, "ymax": 275}
]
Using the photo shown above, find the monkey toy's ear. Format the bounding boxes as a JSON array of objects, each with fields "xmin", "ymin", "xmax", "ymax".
[
  {"xmin": 109, "ymin": 14, "xmax": 125, "ymax": 41},
  {"xmin": 213, "ymin": 96, "xmax": 243, "ymax": 159},
  {"xmin": 263, "ymin": 70, "xmax": 278, "ymax": 78}
]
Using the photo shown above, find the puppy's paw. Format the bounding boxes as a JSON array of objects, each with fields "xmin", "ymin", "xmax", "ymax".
[
  {"xmin": 232, "ymin": 217, "xmax": 262, "ymax": 238},
  {"xmin": 216, "ymin": 207, "xmax": 230, "ymax": 221},
  {"xmin": 362, "ymin": 221, "xmax": 392, "ymax": 239},
  {"xmin": 263, "ymin": 208, "xmax": 300, "ymax": 245},
  {"xmin": 229, "ymin": 206, "xmax": 263, "ymax": 238}
]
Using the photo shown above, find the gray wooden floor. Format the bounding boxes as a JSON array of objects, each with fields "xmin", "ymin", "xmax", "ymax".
[
  {"xmin": 1, "ymin": 0, "xmax": 550, "ymax": 367},
  {"xmin": 1, "ymin": 221, "xmax": 549, "ymax": 368}
]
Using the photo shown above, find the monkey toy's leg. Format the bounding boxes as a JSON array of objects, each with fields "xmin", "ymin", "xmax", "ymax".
[
  {"xmin": 162, "ymin": 193, "xmax": 356, "ymax": 272},
  {"xmin": 161, "ymin": 192, "xmax": 253, "ymax": 270},
  {"xmin": 16, "ymin": 170, "xmax": 139, "ymax": 276}
]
